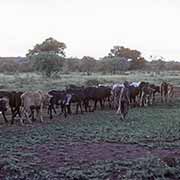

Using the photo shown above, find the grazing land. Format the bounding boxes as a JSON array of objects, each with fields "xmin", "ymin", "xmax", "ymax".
[
  {"xmin": 1, "ymin": 71, "xmax": 180, "ymax": 179},
  {"xmin": 0, "ymin": 71, "xmax": 180, "ymax": 91}
]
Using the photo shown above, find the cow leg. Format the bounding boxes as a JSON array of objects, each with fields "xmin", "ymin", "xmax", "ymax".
[
  {"xmin": 116, "ymin": 98, "xmax": 122, "ymax": 115},
  {"xmin": 67, "ymin": 105, "xmax": 71, "ymax": 115},
  {"xmin": 48, "ymin": 105, "xmax": 53, "ymax": 120},
  {"xmin": 108, "ymin": 96, "xmax": 111, "ymax": 109},
  {"xmin": 20, "ymin": 107, "xmax": 26, "ymax": 125},
  {"xmin": 2, "ymin": 111, "xmax": 8, "ymax": 124},
  {"xmin": 63, "ymin": 105, "xmax": 67, "ymax": 118},
  {"xmin": 80, "ymin": 102, "xmax": 83, "ymax": 114},
  {"xmin": 84, "ymin": 100, "xmax": 88, "ymax": 112},
  {"xmin": 32, "ymin": 109, "xmax": 36, "ymax": 122},
  {"xmin": 39, "ymin": 105, "xmax": 43, "ymax": 122},
  {"xmin": 99, "ymin": 99, "xmax": 103, "ymax": 110},
  {"xmin": 26, "ymin": 111, "xmax": 32, "ymax": 124},
  {"xmin": 76, "ymin": 103, "xmax": 79, "ymax": 114},
  {"xmin": 122, "ymin": 101, "xmax": 129, "ymax": 120},
  {"xmin": 140, "ymin": 92, "xmax": 145, "ymax": 107},
  {"xmin": 120, "ymin": 101, "xmax": 125, "ymax": 120},
  {"xmin": 52, "ymin": 105, "xmax": 57, "ymax": 114},
  {"xmin": 93, "ymin": 100, "xmax": 97, "ymax": 111},
  {"xmin": 87, "ymin": 100, "xmax": 92, "ymax": 112},
  {"xmin": 49, "ymin": 106, "xmax": 53, "ymax": 119}
]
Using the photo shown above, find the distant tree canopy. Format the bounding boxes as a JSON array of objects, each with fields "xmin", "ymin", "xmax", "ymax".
[
  {"xmin": 79, "ymin": 56, "xmax": 97, "ymax": 75},
  {"xmin": 26, "ymin": 37, "xmax": 66, "ymax": 57},
  {"xmin": 108, "ymin": 46, "xmax": 146, "ymax": 70},
  {"xmin": 98, "ymin": 57, "xmax": 130, "ymax": 74},
  {"xmin": 26, "ymin": 37, "xmax": 66, "ymax": 77}
]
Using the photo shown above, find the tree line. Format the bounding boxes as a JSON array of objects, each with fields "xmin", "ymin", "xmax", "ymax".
[{"xmin": 0, "ymin": 37, "xmax": 180, "ymax": 76}]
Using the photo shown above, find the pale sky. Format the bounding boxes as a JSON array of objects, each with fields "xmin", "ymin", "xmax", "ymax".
[{"xmin": 0, "ymin": 0, "xmax": 180, "ymax": 60}]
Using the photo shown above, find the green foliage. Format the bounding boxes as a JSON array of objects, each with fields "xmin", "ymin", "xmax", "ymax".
[
  {"xmin": 26, "ymin": 37, "xmax": 66, "ymax": 77},
  {"xmin": 1, "ymin": 100, "xmax": 180, "ymax": 179},
  {"xmin": 108, "ymin": 45, "xmax": 146, "ymax": 70},
  {"xmin": 84, "ymin": 78, "xmax": 100, "ymax": 86},
  {"xmin": 27, "ymin": 37, "xmax": 66, "ymax": 57},
  {"xmin": 79, "ymin": 56, "xmax": 97, "ymax": 75},
  {"xmin": 1, "ymin": 71, "xmax": 180, "ymax": 91},
  {"xmin": 31, "ymin": 52, "xmax": 64, "ymax": 77}
]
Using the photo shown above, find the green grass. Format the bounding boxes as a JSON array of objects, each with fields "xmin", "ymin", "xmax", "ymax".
[
  {"xmin": 1, "ymin": 71, "xmax": 180, "ymax": 179},
  {"xmin": 1, "ymin": 101, "xmax": 180, "ymax": 179},
  {"xmin": 0, "ymin": 71, "xmax": 180, "ymax": 91}
]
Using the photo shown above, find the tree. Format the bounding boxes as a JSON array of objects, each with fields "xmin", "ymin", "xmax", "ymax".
[
  {"xmin": 26, "ymin": 37, "xmax": 66, "ymax": 77},
  {"xmin": 63, "ymin": 57, "xmax": 81, "ymax": 72},
  {"xmin": 31, "ymin": 52, "xmax": 64, "ymax": 77},
  {"xmin": 99, "ymin": 57, "xmax": 130, "ymax": 74},
  {"xmin": 27, "ymin": 37, "xmax": 66, "ymax": 57},
  {"xmin": 108, "ymin": 46, "xmax": 145, "ymax": 70},
  {"xmin": 79, "ymin": 56, "xmax": 97, "ymax": 75}
]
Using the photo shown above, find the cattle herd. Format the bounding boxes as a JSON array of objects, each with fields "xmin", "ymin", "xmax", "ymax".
[{"xmin": 0, "ymin": 81, "xmax": 174, "ymax": 125}]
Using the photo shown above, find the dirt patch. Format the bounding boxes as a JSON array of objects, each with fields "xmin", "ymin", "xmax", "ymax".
[{"xmin": 15, "ymin": 141, "xmax": 180, "ymax": 172}]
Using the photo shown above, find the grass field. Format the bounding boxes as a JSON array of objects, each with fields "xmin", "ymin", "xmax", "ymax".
[
  {"xmin": 1, "ymin": 71, "xmax": 180, "ymax": 179},
  {"xmin": 0, "ymin": 71, "xmax": 180, "ymax": 91}
]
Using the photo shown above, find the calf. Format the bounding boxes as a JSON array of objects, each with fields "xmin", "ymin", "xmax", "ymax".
[{"xmin": 20, "ymin": 91, "xmax": 52, "ymax": 125}]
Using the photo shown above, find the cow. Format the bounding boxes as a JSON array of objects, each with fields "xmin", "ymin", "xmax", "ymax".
[
  {"xmin": 65, "ymin": 87, "xmax": 86, "ymax": 115},
  {"xmin": 128, "ymin": 85, "xmax": 140, "ymax": 107},
  {"xmin": 116, "ymin": 81, "xmax": 131, "ymax": 120},
  {"xmin": 97, "ymin": 85, "xmax": 112, "ymax": 108},
  {"xmin": 48, "ymin": 90, "xmax": 69, "ymax": 119},
  {"xmin": 20, "ymin": 91, "xmax": 52, "ymax": 125},
  {"xmin": 149, "ymin": 84, "xmax": 160, "ymax": 103},
  {"xmin": 128, "ymin": 81, "xmax": 149, "ymax": 107},
  {"xmin": 84, "ymin": 86, "xmax": 111, "ymax": 112},
  {"xmin": 140, "ymin": 85, "xmax": 155, "ymax": 107},
  {"xmin": 111, "ymin": 84, "xmax": 124, "ymax": 109},
  {"xmin": 0, "ymin": 91, "xmax": 23, "ymax": 124}
]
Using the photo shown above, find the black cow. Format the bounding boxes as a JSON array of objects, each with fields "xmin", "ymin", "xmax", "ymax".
[
  {"xmin": 0, "ymin": 91, "xmax": 23, "ymax": 124},
  {"xmin": 66, "ymin": 87, "xmax": 86, "ymax": 115},
  {"xmin": 84, "ymin": 86, "xmax": 111, "ymax": 112},
  {"xmin": 48, "ymin": 90, "xmax": 68, "ymax": 119}
]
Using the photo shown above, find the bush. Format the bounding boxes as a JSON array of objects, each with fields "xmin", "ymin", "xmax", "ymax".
[{"xmin": 85, "ymin": 79, "xmax": 100, "ymax": 86}]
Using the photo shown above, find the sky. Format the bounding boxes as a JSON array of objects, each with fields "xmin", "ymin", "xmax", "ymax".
[{"xmin": 0, "ymin": 0, "xmax": 180, "ymax": 61}]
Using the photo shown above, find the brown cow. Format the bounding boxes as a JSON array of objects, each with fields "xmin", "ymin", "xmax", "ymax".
[
  {"xmin": 168, "ymin": 84, "xmax": 174, "ymax": 102},
  {"xmin": 160, "ymin": 81, "xmax": 168, "ymax": 103},
  {"xmin": 20, "ymin": 91, "xmax": 52, "ymax": 125},
  {"xmin": 160, "ymin": 82, "xmax": 174, "ymax": 103},
  {"xmin": 140, "ymin": 85, "xmax": 155, "ymax": 107}
]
